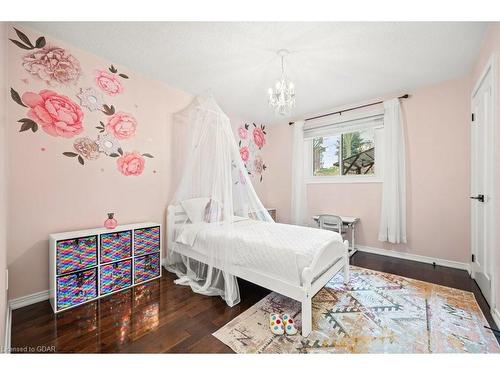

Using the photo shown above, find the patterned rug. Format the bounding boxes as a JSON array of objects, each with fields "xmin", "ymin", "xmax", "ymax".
[{"xmin": 213, "ymin": 267, "xmax": 500, "ymax": 353}]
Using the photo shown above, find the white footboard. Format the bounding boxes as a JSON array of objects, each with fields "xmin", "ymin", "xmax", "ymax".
[{"xmin": 300, "ymin": 239, "xmax": 350, "ymax": 336}]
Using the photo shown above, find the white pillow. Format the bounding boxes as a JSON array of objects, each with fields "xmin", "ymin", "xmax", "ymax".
[{"xmin": 181, "ymin": 197, "xmax": 210, "ymax": 223}]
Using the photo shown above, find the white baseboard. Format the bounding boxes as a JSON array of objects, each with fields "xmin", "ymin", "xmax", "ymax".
[
  {"xmin": 357, "ymin": 245, "xmax": 471, "ymax": 273},
  {"xmin": 491, "ymin": 308, "xmax": 500, "ymax": 328},
  {"xmin": 4, "ymin": 304, "xmax": 11, "ymax": 353},
  {"xmin": 8, "ymin": 289, "xmax": 49, "ymax": 310}
]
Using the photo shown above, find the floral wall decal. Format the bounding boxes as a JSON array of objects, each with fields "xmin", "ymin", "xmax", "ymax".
[
  {"xmin": 101, "ymin": 104, "xmax": 116, "ymax": 116},
  {"xmin": 23, "ymin": 47, "xmax": 81, "ymax": 86},
  {"xmin": 95, "ymin": 70, "xmax": 124, "ymax": 96},
  {"xmin": 77, "ymin": 87, "xmax": 104, "ymax": 112},
  {"xmin": 106, "ymin": 112, "xmax": 138, "ymax": 140},
  {"xmin": 72, "ymin": 137, "xmax": 100, "ymax": 161},
  {"xmin": 237, "ymin": 122, "xmax": 267, "ymax": 182},
  {"xmin": 116, "ymin": 151, "xmax": 148, "ymax": 176},
  {"xmin": 10, "ymin": 28, "xmax": 82, "ymax": 86},
  {"xmin": 9, "ymin": 28, "xmax": 46, "ymax": 50},
  {"xmin": 108, "ymin": 64, "xmax": 130, "ymax": 79},
  {"xmin": 8, "ymin": 26, "xmax": 155, "ymax": 177},
  {"xmin": 11, "ymin": 88, "xmax": 84, "ymax": 137},
  {"xmin": 252, "ymin": 124, "xmax": 266, "ymax": 149},
  {"xmin": 239, "ymin": 145, "xmax": 249, "ymax": 162},
  {"xmin": 96, "ymin": 133, "xmax": 121, "ymax": 155},
  {"xmin": 238, "ymin": 126, "xmax": 247, "ymax": 139}
]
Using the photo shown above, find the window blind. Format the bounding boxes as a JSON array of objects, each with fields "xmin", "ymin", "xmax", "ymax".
[{"xmin": 303, "ymin": 112, "xmax": 384, "ymax": 140}]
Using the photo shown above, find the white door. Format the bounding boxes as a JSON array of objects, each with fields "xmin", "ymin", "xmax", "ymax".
[{"xmin": 470, "ymin": 62, "xmax": 495, "ymax": 307}]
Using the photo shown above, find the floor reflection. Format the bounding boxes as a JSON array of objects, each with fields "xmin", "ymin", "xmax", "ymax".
[{"xmin": 52, "ymin": 278, "xmax": 161, "ymax": 352}]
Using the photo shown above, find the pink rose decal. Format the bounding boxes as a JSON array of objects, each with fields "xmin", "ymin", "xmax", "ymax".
[
  {"xmin": 106, "ymin": 112, "xmax": 137, "ymax": 140},
  {"xmin": 239, "ymin": 146, "xmax": 250, "ymax": 162},
  {"xmin": 238, "ymin": 127, "xmax": 247, "ymax": 139},
  {"xmin": 253, "ymin": 127, "xmax": 266, "ymax": 149},
  {"xmin": 21, "ymin": 90, "xmax": 84, "ymax": 138},
  {"xmin": 95, "ymin": 70, "xmax": 124, "ymax": 96},
  {"xmin": 23, "ymin": 46, "xmax": 81, "ymax": 86},
  {"xmin": 117, "ymin": 151, "xmax": 145, "ymax": 176}
]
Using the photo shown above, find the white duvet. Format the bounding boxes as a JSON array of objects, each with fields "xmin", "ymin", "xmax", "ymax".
[{"xmin": 174, "ymin": 218, "xmax": 344, "ymax": 285}]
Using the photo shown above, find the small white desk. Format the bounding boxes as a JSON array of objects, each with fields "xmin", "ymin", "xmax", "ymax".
[{"xmin": 313, "ymin": 215, "xmax": 360, "ymax": 257}]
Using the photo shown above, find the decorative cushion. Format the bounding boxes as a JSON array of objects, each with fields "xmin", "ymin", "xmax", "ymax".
[{"xmin": 180, "ymin": 197, "xmax": 210, "ymax": 223}]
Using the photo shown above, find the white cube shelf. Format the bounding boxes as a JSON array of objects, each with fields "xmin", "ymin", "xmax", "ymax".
[{"xmin": 49, "ymin": 222, "xmax": 162, "ymax": 313}]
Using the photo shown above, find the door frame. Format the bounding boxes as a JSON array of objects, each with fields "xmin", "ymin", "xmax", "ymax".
[{"xmin": 470, "ymin": 53, "xmax": 497, "ymax": 312}]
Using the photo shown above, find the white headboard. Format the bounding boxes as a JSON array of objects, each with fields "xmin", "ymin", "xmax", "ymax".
[{"xmin": 166, "ymin": 204, "xmax": 188, "ymax": 250}]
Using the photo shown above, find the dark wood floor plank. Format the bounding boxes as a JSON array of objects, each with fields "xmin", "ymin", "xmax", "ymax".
[{"xmin": 10, "ymin": 251, "xmax": 498, "ymax": 353}]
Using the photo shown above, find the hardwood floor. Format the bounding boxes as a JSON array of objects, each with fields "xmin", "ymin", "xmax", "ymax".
[{"xmin": 10, "ymin": 252, "xmax": 499, "ymax": 353}]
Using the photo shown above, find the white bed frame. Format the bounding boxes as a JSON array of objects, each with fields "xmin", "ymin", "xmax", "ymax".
[{"xmin": 166, "ymin": 205, "xmax": 350, "ymax": 336}]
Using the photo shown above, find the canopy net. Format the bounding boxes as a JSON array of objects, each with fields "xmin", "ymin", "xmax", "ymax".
[{"xmin": 166, "ymin": 94, "xmax": 273, "ymax": 306}]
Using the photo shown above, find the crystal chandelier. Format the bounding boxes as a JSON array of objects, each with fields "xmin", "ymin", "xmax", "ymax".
[{"xmin": 268, "ymin": 49, "xmax": 295, "ymax": 116}]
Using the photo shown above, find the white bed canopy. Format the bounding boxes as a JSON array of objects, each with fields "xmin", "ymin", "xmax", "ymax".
[{"xmin": 166, "ymin": 94, "xmax": 273, "ymax": 306}]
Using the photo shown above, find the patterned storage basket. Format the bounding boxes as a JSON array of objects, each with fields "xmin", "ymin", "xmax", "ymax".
[
  {"xmin": 134, "ymin": 227, "xmax": 160, "ymax": 256},
  {"xmin": 56, "ymin": 236, "xmax": 97, "ymax": 275},
  {"xmin": 100, "ymin": 259, "xmax": 133, "ymax": 295},
  {"xmin": 56, "ymin": 268, "xmax": 98, "ymax": 310},
  {"xmin": 100, "ymin": 231, "xmax": 132, "ymax": 263},
  {"xmin": 134, "ymin": 253, "xmax": 160, "ymax": 284}
]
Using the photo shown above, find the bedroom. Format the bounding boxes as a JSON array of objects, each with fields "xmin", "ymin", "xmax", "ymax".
[{"xmin": 1, "ymin": 0, "xmax": 500, "ymax": 371}]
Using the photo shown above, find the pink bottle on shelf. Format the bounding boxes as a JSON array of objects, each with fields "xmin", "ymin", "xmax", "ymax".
[{"xmin": 104, "ymin": 213, "xmax": 118, "ymax": 229}]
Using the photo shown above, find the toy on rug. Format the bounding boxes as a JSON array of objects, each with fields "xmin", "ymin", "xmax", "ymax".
[
  {"xmin": 282, "ymin": 313, "xmax": 298, "ymax": 335},
  {"xmin": 269, "ymin": 313, "xmax": 284, "ymax": 335},
  {"xmin": 270, "ymin": 313, "xmax": 298, "ymax": 335}
]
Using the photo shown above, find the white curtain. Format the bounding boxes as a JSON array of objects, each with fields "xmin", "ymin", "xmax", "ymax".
[
  {"xmin": 378, "ymin": 99, "xmax": 407, "ymax": 243},
  {"xmin": 291, "ymin": 121, "xmax": 307, "ymax": 225}
]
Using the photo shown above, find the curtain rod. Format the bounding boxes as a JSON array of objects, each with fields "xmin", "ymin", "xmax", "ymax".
[{"xmin": 288, "ymin": 94, "xmax": 409, "ymax": 126}]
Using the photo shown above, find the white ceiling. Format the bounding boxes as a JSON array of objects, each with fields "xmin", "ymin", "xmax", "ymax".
[{"xmin": 23, "ymin": 22, "xmax": 488, "ymax": 124}]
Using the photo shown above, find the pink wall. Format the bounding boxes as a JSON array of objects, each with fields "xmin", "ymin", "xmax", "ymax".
[
  {"xmin": 471, "ymin": 23, "xmax": 500, "ymax": 314},
  {"xmin": 262, "ymin": 76, "xmax": 471, "ymax": 263},
  {"xmin": 0, "ymin": 22, "xmax": 8, "ymax": 349},
  {"xmin": 6, "ymin": 24, "xmax": 192, "ymax": 299}
]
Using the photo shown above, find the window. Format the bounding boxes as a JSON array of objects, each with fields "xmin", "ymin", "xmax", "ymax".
[
  {"xmin": 313, "ymin": 129, "xmax": 376, "ymax": 176},
  {"xmin": 305, "ymin": 114, "xmax": 383, "ymax": 183}
]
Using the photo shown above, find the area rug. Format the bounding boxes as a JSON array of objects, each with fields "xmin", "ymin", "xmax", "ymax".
[{"xmin": 213, "ymin": 266, "xmax": 500, "ymax": 353}]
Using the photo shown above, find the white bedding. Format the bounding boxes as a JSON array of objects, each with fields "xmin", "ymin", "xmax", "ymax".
[{"xmin": 174, "ymin": 219, "xmax": 344, "ymax": 285}]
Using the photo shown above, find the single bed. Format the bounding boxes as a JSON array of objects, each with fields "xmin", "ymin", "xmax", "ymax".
[{"xmin": 166, "ymin": 204, "xmax": 349, "ymax": 336}]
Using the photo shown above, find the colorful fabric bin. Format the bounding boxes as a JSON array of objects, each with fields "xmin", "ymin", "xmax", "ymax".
[
  {"xmin": 56, "ymin": 236, "xmax": 97, "ymax": 275},
  {"xmin": 100, "ymin": 231, "xmax": 132, "ymax": 263},
  {"xmin": 56, "ymin": 268, "xmax": 98, "ymax": 310},
  {"xmin": 134, "ymin": 253, "xmax": 160, "ymax": 284},
  {"xmin": 100, "ymin": 259, "xmax": 133, "ymax": 295},
  {"xmin": 134, "ymin": 227, "xmax": 160, "ymax": 256}
]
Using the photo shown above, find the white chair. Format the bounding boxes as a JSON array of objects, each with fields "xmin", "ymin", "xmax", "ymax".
[{"xmin": 317, "ymin": 214, "xmax": 346, "ymax": 236}]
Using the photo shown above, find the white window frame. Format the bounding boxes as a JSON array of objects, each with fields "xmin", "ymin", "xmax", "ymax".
[{"xmin": 304, "ymin": 112, "xmax": 384, "ymax": 184}]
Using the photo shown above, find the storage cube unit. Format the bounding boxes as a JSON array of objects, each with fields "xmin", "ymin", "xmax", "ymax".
[{"xmin": 49, "ymin": 222, "xmax": 161, "ymax": 313}]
